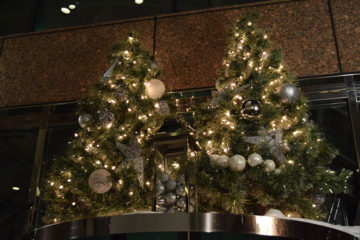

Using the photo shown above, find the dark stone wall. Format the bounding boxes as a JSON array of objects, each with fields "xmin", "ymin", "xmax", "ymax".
[{"xmin": 0, "ymin": 0, "xmax": 358, "ymax": 107}]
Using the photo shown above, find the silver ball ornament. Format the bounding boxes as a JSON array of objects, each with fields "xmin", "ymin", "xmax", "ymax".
[
  {"xmin": 155, "ymin": 100, "xmax": 170, "ymax": 116},
  {"xmin": 209, "ymin": 154, "xmax": 220, "ymax": 166},
  {"xmin": 274, "ymin": 168, "xmax": 282, "ymax": 175},
  {"xmin": 176, "ymin": 197, "xmax": 186, "ymax": 209},
  {"xmin": 280, "ymin": 83, "xmax": 299, "ymax": 103},
  {"xmin": 156, "ymin": 182, "xmax": 165, "ymax": 196},
  {"xmin": 177, "ymin": 174, "xmax": 186, "ymax": 185},
  {"xmin": 264, "ymin": 159, "xmax": 276, "ymax": 172},
  {"xmin": 88, "ymin": 169, "xmax": 112, "ymax": 194},
  {"xmin": 156, "ymin": 196, "xmax": 165, "ymax": 205},
  {"xmin": 160, "ymin": 172, "xmax": 170, "ymax": 183},
  {"xmin": 165, "ymin": 192, "xmax": 177, "ymax": 205},
  {"xmin": 248, "ymin": 153, "xmax": 263, "ymax": 167},
  {"xmin": 99, "ymin": 111, "xmax": 115, "ymax": 127},
  {"xmin": 176, "ymin": 185, "xmax": 186, "ymax": 197},
  {"xmin": 145, "ymin": 79, "xmax": 165, "ymax": 99},
  {"xmin": 165, "ymin": 179, "xmax": 177, "ymax": 191},
  {"xmin": 78, "ymin": 114, "xmax": 91, "ymax": 128},
  {"xmin": 229, "ymin": 155, "xmax": 246, "ymax": 172},
  {"xmin": 218, "ymin": 155, "xmax": 229, "ymax": 167},
  {"xmin": 113, "ymin": 88, "xmax": 128, "ymax": 101},
  {"xmin": 242, "ymin": 100, "xmax": 261, "ymax": 117}
]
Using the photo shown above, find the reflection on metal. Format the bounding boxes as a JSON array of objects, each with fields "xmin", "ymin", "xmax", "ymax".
[{"xmin": 32, "ymin": 213, "xmax": 358, "ymax": 240}]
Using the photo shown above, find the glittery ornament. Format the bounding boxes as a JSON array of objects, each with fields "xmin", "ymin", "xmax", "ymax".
[
  {"xmin": 88, "ymin": 169, "xmax": 112, "ymax": 194},
  {"xmin": 145, "ymin": 79, "xmax": 165, "ymax": 99},
  {"xmin": 209, "ymin": 154, "xmax": 220, "ymax": 166},
  {"xmin": 156, "ymin": 182, "xmax": 165, "ymax": 196},
  {"xmin": 99, "ymin": 111, "xmax": 115, "ymax": 127},
  {"xmin": 218, "ymin": 155, "xmax": 229, "ymax": 167},
  {"xmin": 78, "ymin": 114, "xmax": 91, "ymax": 128},
  {"xmin": 241, "ymin": 100, "xmax": 261, "ymax": 117},
  {"xmin": 156, "ymin": 196, "xmax": 165, "ymax": 205},
  {"xmin": 229, "ymin": 155, "xmax": 246, "ymax": 172},
  {"xmin": 176, "ymin": 197, "xmax": 186, "ymax": 209},
  {"xmin": 155, "ymin": 100, "xmax": 170, "ymax": 116},
  {"xmin": 248, "ymin": 153, "xmax": 263, "ymax": 167},
  {"xmin": 176, "ymin": 185, "xmax": 186, "ymax": 197},
  {"xmin": 280, "ymin": 83, "xmax": 299, "ymax": 103},
  {"xmin": 160, "ymin": 172, "xmax": 170, "ymax": 183},
  {"xmin": 116, "ymin": 135, "xmax": 141, "ymax": 163},
  {"xmin": 165, "ymin": 192, "xmax": 177, "ymax": 205},
  {"xmin": 113, "ymin": 88, "xmax": 128, "ymax": 101},
  {"xmin": 165, "ymin": 179, "xmax": 177, "ymax": 191},
  {"xmin": 313, "ymin": 194, "xmax": 326, "ymax": 206},
  {"xmin": 177, "ymin": 174, "xmax": 186, "ymax": 185}
]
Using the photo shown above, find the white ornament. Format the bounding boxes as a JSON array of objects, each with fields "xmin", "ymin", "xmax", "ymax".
[
  {"xmin": 274, "ymin": 168, "xmax": 282, "ymax": 175},
  {"xmin": 264, "ymin": 159, "xmax": 276, "ymax": 172},
  {"xmin": 145, "ymin": 79, "xmax": 165, "ymax": 99},
  {"xmin": 248, "ymin": 153, "xmax": 263, "ymax": 167},
  {"xmin": 218, "ymin": 155, "xmax": 229, "ymax": 167},
  {"xmin": 88, "ymin": 169, "xmax": 112, "ymax": 194},
  {"xmin": 265, "ymin": 208, "xmax": 285, "ymax": 217},
  {"xmin": 78, "ymin": 114, "xmax": 91, "ymax": 128},
  {"xmin": 229, "ymin": 155, "xmax": 246, "ymax": 172},
  {"xmin": 209, "ymin": 154, "xmax": 220, "ymax": 166}
]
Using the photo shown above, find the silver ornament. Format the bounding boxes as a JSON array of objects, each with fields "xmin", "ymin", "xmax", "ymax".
[
  {"xmin": 155, "ymin": 100, "xmax": 170, "ymax": 116},
  {"xmin": 165, "ymin": 192, "xmax": 177, "ymax": 205},
  {"xmin": 209, "ymin": 154, "xmax": 220, "ymax": 166},
  {"xmin": 102, "ymin": 61, "xmax": 117, "ymax": 81},
  {"xmin": 78, "ymin": 114, "xmax": 91, "ymax": 128},
  {"xmin": 88, "ymin": 169, "xmax": 112, "ymax": 194},
  {"xmin": 99, "ymin": 110, "xmax": 115, "ymax": 127},
  {"xmin": 116, "ymin": 135, "xmax": 142, "ymax": 163},
  {"xmin": 177, "ymin": 174, "xmax": 186, "ymax": 185},
  {"xmin": 160, "ymin": 172, "xmax": 170, "ymax": 183},
  {"xmin": 156, "ymin": 182, "xmax": 165, "ymax": 196},
  {"xmin": 241, "ymin": 100, "xmax": 261, "ymax": 117},
  {"xmin": 156, "ymin": 196, "xmax": 165, "ymax": 205},
  {"xmin": 165, "ymin": 179, "xmax": 177, "ymax": 191},
  {"xmin": 145, "ymin": 79, "xmax": 165, "ymax": 99},
  {"xmin": 229, "ymin": 155, "xmax": 246, "ymax": 172},
  {"xmin": 274, "ymin": 168, "xmax": 282, "ymax": 175},
  {"xmin": 264, "ymin": 159, "xmax": 276, "ymax": 172},
  {"xmin": 176, "ymin": 185, "xmax": 186, "ymax": 197},
  {"xmin": 280, "ymin": 83, "xmax": 299, "ymax": 103},
  {"xmin": 313, "ymin": 194, "xmax": 326, "ymax": 206},
  {"xmin": 150, "ymin": 61, "xmax": 158, "ymax": 69},
  {"xmin": 218, "ymin": 155, "xmax": 229, "ymax": 167},
  {"xmin": 248, "ymin": 153, "xmax": 263, "ymax": 167},
  {"xmin": 176, "ymin": 197, "xmax": 186, "ymax": 209},
  {"xmin": 113, "ymin": 88, "xmax": 128, "ymax": 101}
]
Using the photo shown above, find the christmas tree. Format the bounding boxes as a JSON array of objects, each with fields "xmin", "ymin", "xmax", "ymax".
[
  {"xmin": 193, "ymin": 13, "xmax": 352, "ymax": 219},
  {"xmin": 42, "ymin": 34, "xmax": 173, "ymax": 224}
]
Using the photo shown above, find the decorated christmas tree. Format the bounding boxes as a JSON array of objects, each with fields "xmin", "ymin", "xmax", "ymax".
[
  {"xmin": 193, "ymin": 13, "xmax": 352, "ymax": 219},
  {"xmin": 42, "ymin": 34, "xmax": 174, "ymax": 224}
]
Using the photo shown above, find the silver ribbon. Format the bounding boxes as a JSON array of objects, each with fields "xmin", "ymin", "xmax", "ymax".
[
  {"xmin": 210, "ymin": 84, "xmax": 250, "ymax": 107},
  {"xmin": 243, "ymin": 127, "xmax": 286, "ymax": 164},
  {"xmin": 102, "ymin": 61, "xmax": 118, "ymax": 81},
  {"xmin": 116, "ymin": 135, "xmax": 144, "ymax": 187}
]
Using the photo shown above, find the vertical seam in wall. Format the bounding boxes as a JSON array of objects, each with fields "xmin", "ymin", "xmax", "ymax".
[
  {"xmin": 153, "ymin": 16, "xmax": 157, "ymax": 58},
  {"xmin": 0, "ymin": 37, "xmax": 4, "ymax": 57},
  {"xmin": 327, "ymin": 0, "xmax": 343, "ymax": 73}
]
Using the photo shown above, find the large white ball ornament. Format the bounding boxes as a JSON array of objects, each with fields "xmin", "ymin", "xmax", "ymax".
[
  {"xmin": 145, "ymin": 79, "xmax": 165, "ymax": 99},
  {"xmin": 88, "ymin": 169, "xmax": 112, "ymax": 194},
  {"xmin": 264, "ymin": 159, "xmax": 276, "ymax": 172},
  {"xmin": 229, "ymin": 155, "xmax": 246, "ymax": 172},
  {"xmin": 209, "ymin": 154, "xmax": 220, "ymax": 166},
  {"xmin": 248, "ymin": 153, "xmax": 263, "ymax": 167},
  {"xmin": 265, "ymin": 208, "xmax": 285, "ymax": 217},
  {"xmin": 218, "ymin": 155, "xmax": 229, "ymax": 167}
]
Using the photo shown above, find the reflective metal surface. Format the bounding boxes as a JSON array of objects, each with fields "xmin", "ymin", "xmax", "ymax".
[{"xmin": 32, "ymin": 213, "xmax": 358, "ymax": 240}]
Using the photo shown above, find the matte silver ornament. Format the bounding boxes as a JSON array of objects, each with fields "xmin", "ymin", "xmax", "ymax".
[
  {"xmin": 229, "ymin": 155, "xmax": 246, "ymax": 172},
  {"xmin": 156, "ymin": 182, "xmax": 165, "ymax": 196},
  {"xmin": 280, "ymin": 83, "xmax": 299, "ymax": 103},
  {"xmin": 218, "ymin": 155, "xmax": 229, "ymax": 167},
  {"xmin": 176, "ymin": 185, "xmax": 186, "ymax": 197},
  {"xmin": 177, "ymin": 174, "xmax": 186, "ymax": 185},
  {"xmin": 78, "ymin": 114, "xmax": 91, "ymax": 128},
  {"xmin": 113, "ymin": 88, "xmax": 128, "ymax": 101},
  {"xmin": 176, "ymin": 197, "xmax": 186, "ymax": 209},
  {"xmin": 88, "ymin": 169, "xmax": 112, "ymax": 194},
  {"xmin": 155, "ymin": 100, "xmax": 170, "ymax": 116},
  {"xmin": 99, "ymin": 110, "xmax": 115, "ymax": 127},
  {"xmin": 165, "ymin": 192, "xmax": 177, "ymax": 205},
  {"xmin": 264, "ymin": 159, "xmax": 276, "ymax": 172},
  {"xmin": 160, "ymin": 172, "xmax": 170, "ymax": 183},
  {"xmin": 241, "ymin": 100, "xmax": 261, "ymax": 117},
  {"xmin": 248, "ymin": 153, "xmax": 263, "ymax": 167},
  {"xmin": 209, "ymin": 154, "xmax": 220, "ymax": 166},
  {"xmin": 165, "ymin": 179, "xmax": 177, "ymax": 191}
]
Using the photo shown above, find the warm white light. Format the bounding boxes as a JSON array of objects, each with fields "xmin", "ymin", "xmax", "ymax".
[
  {"xmin": 135, "ymin": 0, "xmax": 143, "ymax": 4},
  {"xmin": 61, "ymin": 7, "xmax": 71, "ymax": 14},
  {"xmin": 50, "ymin": 182, "xmax": 54, "ymax": 186},
  {"xmin": 69, "ymin": 4, "xmax": 76, "ymax": 10},
  {"xmin": 12, "ymin": 186, "xmax": 20, "ymax": 191},
  {"xmin": 59, "ymin": 185, "xmax": 64, "ymax": 189},
  {"xmin": 146, "ymin": 181, "xmax": 151, "ymax": 186},
  {"xmin": 72, "ymin": 202, "xmax": 76, "ymax": 206},
  {"xmin": 172, "ymin": 162, "xmax": 180, "ymax": 169}
]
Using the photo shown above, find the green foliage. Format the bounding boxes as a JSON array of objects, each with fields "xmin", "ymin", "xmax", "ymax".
[
  {"xmin": 42, "ymin": 34, "xmax": 174, "ymax": 224},
  {"xmin": 193, "ymin": 14, "xmax": 352, "ymax": 219}
]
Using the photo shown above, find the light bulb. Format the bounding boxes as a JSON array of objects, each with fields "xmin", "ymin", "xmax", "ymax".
[
  {"xmin": 135, "ymin": 0, "xmax": 143, "ymax": 4},
  {"xmin": 61, "ymin": 7, "xmax": 70, "ymax": 14}
]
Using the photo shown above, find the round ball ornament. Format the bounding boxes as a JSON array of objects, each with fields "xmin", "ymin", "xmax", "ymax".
[
  {"xmin": 165, "ymin": 179, "xmax": 177, "ymax": 191},
  {"xmin": 176, "ymin": 197, "xmax": 186, "ymax": 209},
  {"xmin": 218, "ymin": 155, "xmax": 229, "ymax": 167},
  {"xmin": 156, "ymin": 196, "xmax": 165, "ymax": 205},
  {"xmin": 177, "ymin": 174, "xmax": 186, "ymax": 185},
  {"xmin": 99, "ymin": 111, "xmax": 115, "ymax": 126},
  {"xmin": 313, "ymin": 194, "xmax": 326, "ymax": 206},
  {"xmin": 145, "ymin": 79, "xmax": 165, "ymax": 99},
  {"xmin": 156, "ymin": 182, "xmax": 165, "ymax": 196},
  {"xmin": 78, "ymin": 114, "xmax": 91, "ymax": 128},
  {"xmin": 229, "ymin": 155, "xmax": 246, "ymax": 172},
  {"xmin": 88, "ymin": 169, "xmax": 112, "ymax": 194},
  {"xmin": 165, "ymin": 192, "xmax": 177, "ymax": 205},
  {"xmin": 248, "ymin": 153, "xmax": 263, "ymax": 167},
  {"xmin": 241, "ymin": 100, "xmax": 261, "ymax": 117},
  {"xmin": 209, "ymin": 154, "xmax": 220, "ymax": 166},
  {"xmin": 160, "ymin": 172, "xmax": 170, "ymax": 183},
  {"xmin": 155, "ymin": 100, "xmax": 170, "ymax": 116},
  {"xmin": 280, "ymin": 83, "xmax": 299, "ymax": 103},
  {"xmin": 113, "ymin": 88, "xmax": 128, "ymax": 102},
  {"xmin": 176, "ymin": 185, "xmax": 186, "ymax": 197},
  {"xmin": 264, "ymin": 159, "xmax": 276, "ymax": 172}
]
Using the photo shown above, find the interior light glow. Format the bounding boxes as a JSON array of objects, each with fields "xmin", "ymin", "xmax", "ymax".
[
  {"xmin": 12, "ymin": 186, "xmax": 20, "ymax": 191},
  {"xmin": 135, "ymin": 0, "xmax": 144, "ymax": 4},
  {"xmin": 61, "ymin": 7, "xmax": 71, "ymax": 14},
  {"xmin": 69, "ymin": 4, "xmax": 76, "ymax": 9}
]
